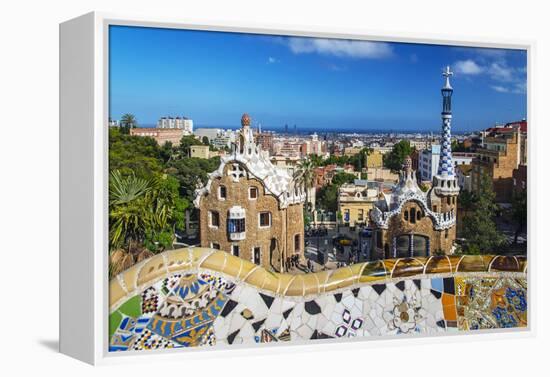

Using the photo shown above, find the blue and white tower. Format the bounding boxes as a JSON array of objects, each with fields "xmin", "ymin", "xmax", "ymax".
[{"xmin": 433, "ymin": 66, "xmax": 460, "ymax": 196}]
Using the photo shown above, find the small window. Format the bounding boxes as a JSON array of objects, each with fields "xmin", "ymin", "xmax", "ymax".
[
  {"xmin": 232, "ymin": 245, "xmax": 240, "ymax": 257},
  {"xmin": 410, "ymin": 208, "xmax": 416, "ymax": 224},
  {"xmin": 249, "ymin": 186, "xmax": 258, "ymax": 199},
  {"xmin": 445, "ymin": 229, "xmax": 449, "ymax": 239},
  {"xmin": 416, "ymin": 210, "xmax": 421, "ymax": 221},
  {"xmin": 404, "ymin": 211, "xmax": 409, "ymax": 221},
  {"xmin": 253, "ymin": 247, "xmax": 261, "ymax": 264},
  {"xmin": 259, "ymin": 212, "xmax": 271, "ymax": 228},
  {"xmin": 219, "ymin": 185, "xmax": 227, "ymax": 200},
  {"xmin": 211, "ymin": 242, "xmax": 220, "ymax": 250},
  {"xmin": 209, "ymin": 211, "xmax": 220, "ymax": 228},
  {"xmin": 433, "ymin": 205, "xmax": 437, "ymax": 212}
]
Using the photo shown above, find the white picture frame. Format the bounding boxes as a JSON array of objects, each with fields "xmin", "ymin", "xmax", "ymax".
[{"xmin": 60, "ymin": 11, "xmax": 534, "ymax": 365}]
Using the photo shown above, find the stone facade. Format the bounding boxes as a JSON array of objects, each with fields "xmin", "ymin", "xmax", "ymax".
[
  {"xmin": 195, "ymin": 114, "xmax": 305, "ymax": 272},
  {"xmin": 130, "ymin": 127, "xmax": 184, "ymax": 146},
  {"xmin": 369, "ymin": 157, "xmax": 458, "ymax": 260},
  {"xmin": 190, "ymin": 145, "xmax": 210, "ymax": 159},
  {"xmin": 366, "ymin": 150, "xmax": 384, "ymax": 168},
  {"xmin": 338, "ymin": 182, "xmax": 379, "ymax": 227},
  {"xmin": 472, "ymin": 129, "xmax": 523, "ymax": 203}
]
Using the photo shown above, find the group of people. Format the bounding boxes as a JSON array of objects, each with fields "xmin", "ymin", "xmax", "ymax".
[{"xmin": 285, "ymin": 253, "xmax": 301, "ymax": 271}]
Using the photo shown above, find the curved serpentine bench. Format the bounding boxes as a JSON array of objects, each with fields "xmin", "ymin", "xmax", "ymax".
[{"xmin": 110, "ymin": 247, "xmax": 526, "ymax": 312}]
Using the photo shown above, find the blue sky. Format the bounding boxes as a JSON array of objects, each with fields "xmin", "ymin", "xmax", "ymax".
[{"xmin": 109, "ymin": 25, "xmax": 527, "ymax": 132}]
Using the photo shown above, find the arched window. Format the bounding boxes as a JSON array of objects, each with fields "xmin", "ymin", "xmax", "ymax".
[
  {"xmin": 416, "ymin": 209, "xmax": 421, "ymax": 221},
  {"xmin": 410, "ymin": 208, "xmax": 416, "ymax": 224},
  {"xmin": 413, "ymin": 235, "xmax": 429, "ymax": 257},
  {"xmin": 396, "ymin": 235, "xmax": 410, "ymax": 258},
  {"xmin": 404, "ymin": 211, "xmax": 409, "ymax": 221}
]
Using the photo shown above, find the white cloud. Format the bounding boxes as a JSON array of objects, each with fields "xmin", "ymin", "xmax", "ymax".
[
  {"xmin": 491, "ymin": 85, "xmax": 510, "ymax": 93},
  {"xmin": 489, "ymin": 62, "xmax": 514, "ymax": 82},
  {"xmin": 267, "ymin": 56, "xmax": 278, "ymax": 64},
  {"xmin": 453, "ymin": 59, "xmax": 484, "ymax": 75},
  {"xmin": 287, "ymin": 37, "xmax": 393, "ymax": 59}
]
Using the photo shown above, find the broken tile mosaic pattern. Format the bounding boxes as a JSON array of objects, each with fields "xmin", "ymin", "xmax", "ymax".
[{"xmin": 109, "ymin": 248, "xmax": 527, "ymax": 352}]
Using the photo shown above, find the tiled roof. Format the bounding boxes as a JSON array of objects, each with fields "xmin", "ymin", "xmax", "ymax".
[{"xmin": 194, "ymin": 131, "xmax": 305, "ymax": 208}]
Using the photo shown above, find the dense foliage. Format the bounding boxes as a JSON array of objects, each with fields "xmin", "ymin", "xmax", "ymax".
[
  {"xmin": 317, "ymin": 172, "xmax": 356, "ymax": 212},
  {"xmin": 310, "ymin": 147, "xmax": 371, "ymax": 171},
  {"xmin": 383, "ymin": 140, "xmax": 415, "ymax": 172},
  {"xmin": 461, "ymin": 174, "xmax": 505, "ymax": 254},
  {"xmin": 108, "ymin": 127, "xmax": 220, "ymax": 275}
]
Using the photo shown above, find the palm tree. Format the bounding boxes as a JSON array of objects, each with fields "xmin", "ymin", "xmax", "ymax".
[
  {"xmin": 109, "ymin": 170, "xmax": 153, "ymax": 251},
  {"xmin": 120, "ymin": 113, "xmax": 137, "ymax": 134},
  {"xmin": 294, "ymin": 157, "xmax": 317, "ymax": 223}
]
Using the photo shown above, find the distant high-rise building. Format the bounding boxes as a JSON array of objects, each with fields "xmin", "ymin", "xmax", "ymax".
[{"xmin": 157, "ymin": 116, "xmax": 193, "ymax": 134}]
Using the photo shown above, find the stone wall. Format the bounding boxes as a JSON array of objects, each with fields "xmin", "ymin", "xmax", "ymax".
[
  {"xmin": 199, "ymin": 164, "xmax": 304, "ymax": 271},
  {"xmin": 374, "ymin": 201, "xmax": 456, "ymax": 257},
  {"xmin": 109, "ymin": 248, "xmax": 527, "ymax": 352}
]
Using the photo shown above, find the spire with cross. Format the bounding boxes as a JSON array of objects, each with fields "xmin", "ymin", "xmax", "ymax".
[
  {"xmin": 442, "ymin": 65, "xmax": 453, "ymax": 90},
  {"xmin": 437, "ymin": 65, "xmax": 456, "ymax": 179}
]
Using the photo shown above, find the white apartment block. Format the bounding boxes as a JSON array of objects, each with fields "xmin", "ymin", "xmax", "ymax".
[
  {"xmin": 157, "ymin": 116, "xmax": 193, "ymax": 134},
  {"xmin": 418, "ymin": 145, "xmax": 475, "ymax": 182}
]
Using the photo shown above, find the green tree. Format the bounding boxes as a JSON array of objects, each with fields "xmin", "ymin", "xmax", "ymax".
[
  {"xmin": 294, "ymin": 158, "xmax": 317, "ymax": 219},
  {"xmin": 109, "ymin": 171, "xmax": 189, "ymax": 254},
  {"xmin": 318, "ymin": 184, "xmax": 339, "ymax": 212},
  {"xmin": 331, "ymin": 172, "xmax": 356, "ymax": 186},
  {"xmin": 384, "ymin": 140, "xmax": 414, "ymax": 172},
  {"xmin": 120, "ymin": 113, "xmax": 137, "ymax": 134},
  {"xmin": 308, "ymin": 154, "xmax": 324, "ymax": 167},
  {"xmin": 109, "ymin": 170, "xmax": 154, "ymax": 252},
  {"xmin": 178, "ymin": 135, "xmax": 204, "ymax": 156},
  {"xmin": 461, "ymin": 173, "xmax": 505, "ymax": 253},
  {"xmin": 451, "ymin": 140, "xmax": 468, "ymax": 152},
  {"xmin": 511, "ymin": 190, "xmax": 527, "ymax": 244},
  {"xmin": 166, "ymin": 156, "xmax": 221, "ymax": 203},
  {"xmin": 317, "ymin": 172, "xmax": 355, "ymax": 213},
  {"xmin": 109, "ymin": 128, "xmax": 164, "ymax": 177}
]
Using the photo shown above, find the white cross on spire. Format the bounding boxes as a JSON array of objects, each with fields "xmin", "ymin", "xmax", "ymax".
[{"xmin": 443, "ymin": 65, "xmax": 453, "ymax": 89}]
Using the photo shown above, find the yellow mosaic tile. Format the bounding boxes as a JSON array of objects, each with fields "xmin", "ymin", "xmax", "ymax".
[
  {"xmin": 136, "ymin": 254, "xmax": 168, "ymax": 288},
  {"xmin": 358, "ymin": 260, "xmax": 388, "ymax": 283},
  {"xmin": 199, "ymin": 251, "xmax": 228, "ymax": 273},
  {"xmin": 324, "ymin": 266, "xmax": 356, "ymax": 292},
  {"xmin": 424, "ymin": 255, "xmax": 451, "ymax": 274}
]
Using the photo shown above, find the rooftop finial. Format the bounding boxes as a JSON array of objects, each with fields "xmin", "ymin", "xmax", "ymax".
[{"xmin": 443, "ymin": 65, "xmax": 453, "ymax": 90}]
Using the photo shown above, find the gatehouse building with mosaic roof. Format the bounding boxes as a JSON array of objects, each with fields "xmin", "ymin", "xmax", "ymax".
[
  {"xmin": 369, "ymin": 67, "xmax": 460, "ymax": 259},
  {"xmin": 194, "ymin": 113, "xmax": 306, "ymax": 272}
]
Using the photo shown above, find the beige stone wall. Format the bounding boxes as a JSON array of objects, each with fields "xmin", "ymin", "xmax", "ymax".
[
  {"xmin": 190, "ymin": 145, "xmax": 210, "ymax": 159},
  {"xmin": 198, "ymin": 163, "xmax": 303, "ymax": 271},
  {"xmin": 339, "ymin": 201, "xmax": 374, "ymax": 226},
  {"xmin": 472, "ymin": 132, "xmax": 520, "ymax": 203},
  {"xmin": 284, "ymin": 203, "xmax": 305, "ymax": 261},
  {"xmin": 129, "ymin": 128, "xmax": 184, "ymax": 146},
  {"xmin": 366, "ymin": 151, "xmax": 383, "ymax": 168}
]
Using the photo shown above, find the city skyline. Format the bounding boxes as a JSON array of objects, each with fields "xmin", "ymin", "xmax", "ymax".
[{"xmin": 109, "ymin": 25, "xmax": 527, "ymax": 132}]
